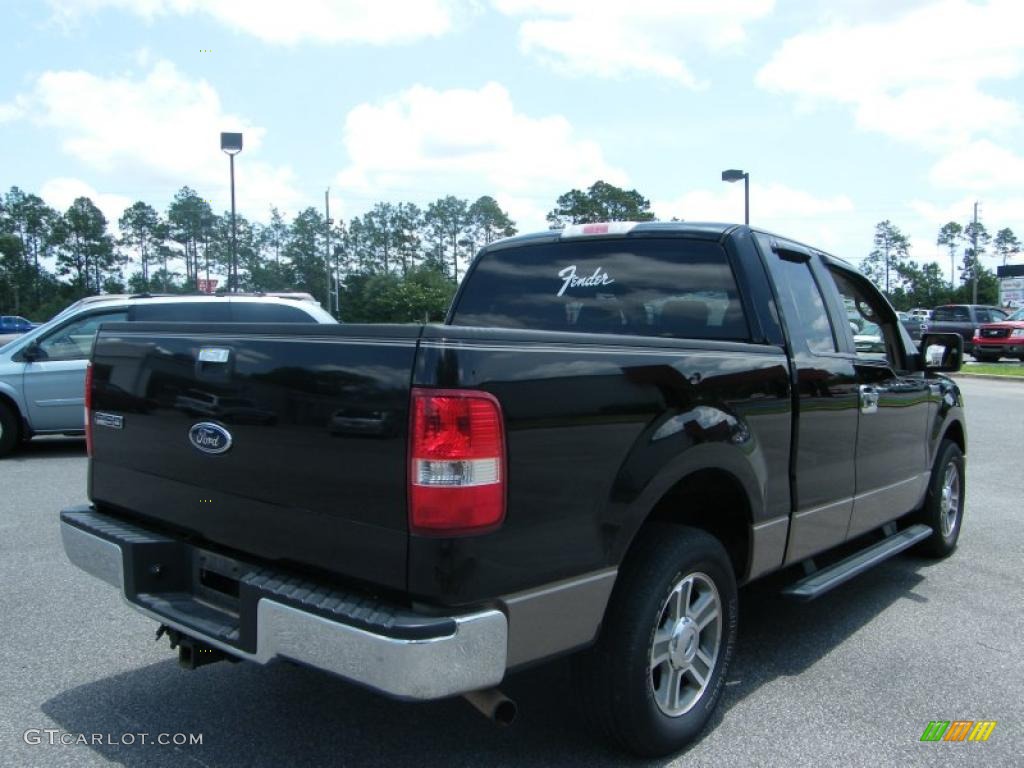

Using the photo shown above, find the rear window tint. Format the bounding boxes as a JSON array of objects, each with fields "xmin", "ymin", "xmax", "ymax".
[
  {"xmin": 231, "ymin": 302, "xmax": 314, "ymax": 322},
  {"xmin": 131, "ymin": 302, "xmax": 231, "ymax": 322},
  {"xmin": 933, "ymin": 306, "xmax": 969, "ymax": 322},
  {"xmin": 452, "ymin": 238, "xmax": 748, "ymax": 341}
]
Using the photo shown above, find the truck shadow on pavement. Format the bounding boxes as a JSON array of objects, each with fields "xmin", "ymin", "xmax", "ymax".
[{"xmin": 40, "ymin": 557, "xmax": 934, "ymax": 768}]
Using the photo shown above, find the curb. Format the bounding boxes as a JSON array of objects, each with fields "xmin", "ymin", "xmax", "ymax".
[{"xmin": 949, "ymin": 372, "xmax": 1024, "ymax": 382}]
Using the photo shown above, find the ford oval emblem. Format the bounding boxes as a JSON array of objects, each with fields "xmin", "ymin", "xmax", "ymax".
[{"xmin": 188, "ymin": 422, "xmax": 233, "ymax": 455}]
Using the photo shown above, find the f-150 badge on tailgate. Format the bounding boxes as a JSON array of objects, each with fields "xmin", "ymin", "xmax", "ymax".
[{"xmin": 188, "ymin": 422, "xmax": 232, "ymax": 454}]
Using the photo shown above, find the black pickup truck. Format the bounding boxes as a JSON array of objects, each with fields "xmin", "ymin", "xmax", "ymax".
[{"xmin": 61, "ymin": 222, "xmax": 968, "ymax": 756}]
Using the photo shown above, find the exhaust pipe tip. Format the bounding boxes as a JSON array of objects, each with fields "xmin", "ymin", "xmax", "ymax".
[
  {"xmin": 463, "ymin": 688, "xmax": 518, "ymax": 726},
  {"xmin": 492, "ymin": 698, "xmax": 518, "ymax": 727}
]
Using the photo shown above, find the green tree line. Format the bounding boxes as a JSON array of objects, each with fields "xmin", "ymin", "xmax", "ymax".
[
  {"xmin": 0, "ymin": 186, "xmax": 522, "ymax": 322},
  {"xmin": 0, "ymin": 180, "xmax": 656, "ymax": 322},
  {"xmin": 2, "ymin": 178, "xmax": 1016, "ymax": 323},
  {"xmin": 862, "ymin": 219, "xmax": 1019, "ymax": 310}
]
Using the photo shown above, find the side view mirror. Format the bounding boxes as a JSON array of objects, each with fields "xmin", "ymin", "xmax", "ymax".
[
  {"xmin": 920, "ymin": 333, "xmax": 963, "ymax": 373},
  {"xmin": 17, "ymin": 341, "xmax": 44, "ymax": 363}
]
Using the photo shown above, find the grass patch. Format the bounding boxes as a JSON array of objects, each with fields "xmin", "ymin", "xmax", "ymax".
[{"xmin": 960, "ymin": 363, "xmax": 1024, "ymax": 377}]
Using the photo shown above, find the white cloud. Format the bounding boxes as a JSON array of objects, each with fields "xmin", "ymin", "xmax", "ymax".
[
  {"xmin": 911, "ymin": 197, "xmax": 1024, "ymax": 236},
  {"xmin": 40, "ymin": 178, "xmax": 134, "ymax": 232},
  {"xmin": 756, "ymin": 0, "xmax": 1024, "ymax": 148},
  {"xmin": 929, "ymin": 140, "xmax": 1024, "ymax": 191},
  {"xmin": 908, "ymin": 195, "xmax": 1024, "ymax": 272},
  {"xmin": 48, "ymin": 0, "xmax": 465, "ymax": 45},
  {"xmin": 0, "ymin": 99, "xmax": 26, "ymax": 123},
  {"xmin": 653, "ymin": 182, "xmax": 855, "ymax": 254},
  {"xmin": 493, "ymin": 0, "xmax": 774, "ymax": 87},
  {"xmin": 656, "ymin": 181, "xmax": 852, "ymax": 221},
  {"xmin": 11, "ymin": 60, "xmax": 305, "ymax": 218},
  {"xmin": 336, "ymin": 82, "xmax": 628, "ymax": 229}
]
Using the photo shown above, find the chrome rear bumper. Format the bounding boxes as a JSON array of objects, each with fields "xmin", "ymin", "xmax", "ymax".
[{"xmin": 61, "ymin": 507, "xmax": 507, "ymax": 700}]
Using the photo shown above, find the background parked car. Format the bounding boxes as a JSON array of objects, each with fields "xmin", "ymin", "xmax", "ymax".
[
  {"xmin": 0, "ymin": 293, "xmax": 335, "ymax": 456},
  {"xmin": 971, "ymin": 306, "xmax": 1024, "ymax": 361},
  {"xmin": 854, "ymin": 321, "xmax": 885, "ymax": 355},
  {"xmin": 922, "ymin": 304, "xmax": 1008, "ymax": 355},
  {"xmin": 0, "ymin": 315, "xmax": 36, "ymax": 345},
  {"xmin": 897, "ymin": 311, "xmax": 924, "ymax": 341}
]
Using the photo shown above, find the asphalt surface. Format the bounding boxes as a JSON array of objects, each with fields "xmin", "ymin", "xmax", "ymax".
[{"xmin": 1, "ymin": 377, "xmax": 1021, "ymax": 767}]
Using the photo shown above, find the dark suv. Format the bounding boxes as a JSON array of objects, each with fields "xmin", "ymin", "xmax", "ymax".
[{"xmin": 923, "ymin": 304, "xmax": 1007, "ymax": 354}]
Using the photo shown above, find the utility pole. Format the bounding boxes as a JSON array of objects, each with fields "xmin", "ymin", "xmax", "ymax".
[
  {"xmin": 971, "ymin": 201, "xmax": 979, "ymax": 305},
  {"xmin": 325, "ymin": 188, "xmax": 332, "ymax": 315}
]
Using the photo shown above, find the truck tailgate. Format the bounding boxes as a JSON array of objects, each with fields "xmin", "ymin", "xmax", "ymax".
[{"xmin": 88, "ymin": 322, "xmax": 421, "ymax": 591}]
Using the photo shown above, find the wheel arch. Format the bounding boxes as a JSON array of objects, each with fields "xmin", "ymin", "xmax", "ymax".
[
  {"xmin": 942, "ymin": 419, "xmax": 966, "ymax": 456},
  {"xmin": 0, "ymin": 387, "xmax": 28, "ymax": 442},
  {"xmin": 646, "ymin": 468, "xmax": 752, "ymax": 581},
  {"xmin": 614, "ymin": 444, "xmax": 765, "ymax": 583}
]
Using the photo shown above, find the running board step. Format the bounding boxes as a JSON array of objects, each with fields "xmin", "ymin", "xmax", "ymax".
[{"xmin": 781, "ymin": 524, "xmax": 932, "ymax": 601}]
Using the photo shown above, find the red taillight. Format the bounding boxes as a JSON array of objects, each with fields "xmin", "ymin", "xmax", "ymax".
[
  {"xmin": 84, "ymin": 362, "xmax": 93, "ymax": 457},
  {"xmin": 409, "ymin": 388, "xmax": 506, "ymax": 535}
]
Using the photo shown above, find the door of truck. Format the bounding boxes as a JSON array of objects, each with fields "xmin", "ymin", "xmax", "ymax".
[
  {"xmin": 757, "ymin": 236, "xmax": 860, "ymax": 563},
  {"xmin": 817, "ymin": 264, "xmax": 931, "ymax": 538}
]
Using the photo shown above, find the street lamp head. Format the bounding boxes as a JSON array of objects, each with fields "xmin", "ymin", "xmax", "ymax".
[
  {"xmin": 220, "ymin": 131, "xmax": 243, "ymax": 154},
  {"xmin": 721, "ymin": 169, "xmax": 747, "ymax": 182}
]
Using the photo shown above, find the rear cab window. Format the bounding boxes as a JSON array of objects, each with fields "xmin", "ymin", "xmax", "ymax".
[{"xmin": 451, "ymin": 237, "xmax": 749, "ymax": 341}]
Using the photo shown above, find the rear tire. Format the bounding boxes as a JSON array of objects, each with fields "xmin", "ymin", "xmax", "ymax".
[
  {"xmin": 575, "ymin": 525, "xmax": 737, "ymax": 757},
  {"xmin": 914, "ymin": 439, "xmax": 965, "ymax": 558},
  {"xmin": 0, "ymin": 401, "xmax": 20, "ymax": 457}
]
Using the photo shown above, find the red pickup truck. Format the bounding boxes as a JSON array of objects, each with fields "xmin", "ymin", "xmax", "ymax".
[{"xmin": 972, "ymin": 306, "xmax": 1024, "ymax": 361}]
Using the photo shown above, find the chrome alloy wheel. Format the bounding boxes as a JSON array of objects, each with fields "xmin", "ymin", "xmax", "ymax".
[
  {"xmin": 940, "ymin": 461, "xmax": 962, "ymax": 538},
  {"xmin": 649, "ymin": 572, "xmax": 722, "ymax": 717}
]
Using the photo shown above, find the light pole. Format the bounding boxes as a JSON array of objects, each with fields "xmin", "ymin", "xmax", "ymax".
[
  {"xmin": 325, "ymin": 187, "xmax": 333, "ymax": 315},
  {"xmin": 721, "ymin": 169, "xmax": 749, "ymax": 225},
  {"xmin": 220, "ymin": 132, "xmax": 243, "ymax": 291}
]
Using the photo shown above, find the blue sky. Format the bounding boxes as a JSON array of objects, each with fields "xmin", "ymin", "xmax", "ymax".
[{"xmin": 1, "ymin": 0, "xmax": 1022, "ymax": 281}]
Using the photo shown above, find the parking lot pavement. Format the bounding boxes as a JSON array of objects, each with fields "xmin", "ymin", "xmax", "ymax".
[{"xmin": 1, "ymin": 377, "xmax": 1021, "ymax": 767}]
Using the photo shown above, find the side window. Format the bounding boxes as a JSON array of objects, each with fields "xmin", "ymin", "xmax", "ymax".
[
  {"xmin": 772, "ymin": 259, "xmax": 836, "ymax": 354},
  {"xmin": 932, "ymin": 307, "xmax": 951, "ymax": 321},
  {"xmin": 37, "ymin": 311, "xmax": 128, "ymax": 361},
  {"xmin": 825, "ymin": 268, "xmax": 903, "ymax": 368},
  {"xmin": 131, "ymin": 302, "xmax": 231, "ymax": 322},
  {"xmin": 231, "ymin": 302, "xmax": 313, "ymax": 322},
  {"xmin": 976, "ymin": 308, "xmax": 1005, "ymax": 323},
  {"xmin": 950, "ymin": 306, "xmax": 970, "ymax": 322}
]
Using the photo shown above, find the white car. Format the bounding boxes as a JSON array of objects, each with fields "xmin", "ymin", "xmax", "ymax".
[{"xmin": 0, "ymin": 293, "xmax": 335, "ymax": 456}]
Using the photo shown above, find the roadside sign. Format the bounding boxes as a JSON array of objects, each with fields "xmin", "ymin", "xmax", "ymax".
[
  {"xmin": 999, "ymin": 277, "xmax": 1023, "ymax": 308},
  {"xmin": 197, "ymin": 279, "xmax": 219, "ymax": 294}
]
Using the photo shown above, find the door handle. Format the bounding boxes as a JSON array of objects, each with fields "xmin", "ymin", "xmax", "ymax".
[{"xmin": 859, "ymin": 385, "xmax": 879, "ymax": 414}]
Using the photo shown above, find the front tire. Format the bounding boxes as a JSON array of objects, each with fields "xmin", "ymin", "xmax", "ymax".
[
  {"xmin": 0, "ymin": 400, "xmax": 20, "ymax": 457},
  {"xmin": 972, "ymin": 350, "xmax": 999, "ymax": 362},
  {"xmin": 576, "ymin": 525, "xmax": 738, "ymax": 757},
  {"xmin": 915, "ymin": 439, "xmax": 965, "ymax": 557}
]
